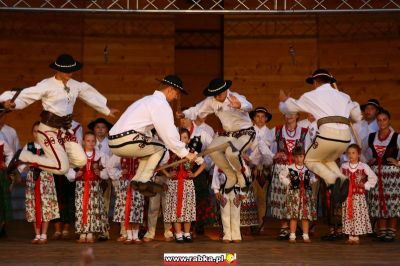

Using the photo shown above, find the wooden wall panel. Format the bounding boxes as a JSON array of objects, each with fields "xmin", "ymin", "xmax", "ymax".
[
  {"xmin": 224, "ymin": 14, "xmax": 400, "ymax": 130},
  {"xmin": 175, "ymin": 14, "xmax": 222, "ymax": 129},
  {"xmin": 0, "ymin": 12, "xmax": 175, "ymax": 143}
]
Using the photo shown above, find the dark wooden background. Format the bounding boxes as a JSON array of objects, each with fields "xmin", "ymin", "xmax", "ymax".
[{"xmin": 0, "ymin": 12, "xmax": 399, "ymax": 143}]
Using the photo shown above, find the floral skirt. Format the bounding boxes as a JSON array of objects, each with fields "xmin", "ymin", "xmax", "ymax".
[
  {"xmin": 369, "ymin": 165, "xmax": 400, "ymax": 218},
  {"xmin": 342, "ymin": 194, "xmax": 372, "ymax": 235},
  {"xmin": 285, "ymin": 189, "xmax": 317, "ymax": 221},
  {"xmin": 113, "ymin": 179, "xmax": 144, "ymax": 224},
  {"xmin": 164, "ymin": 179, "xmax": 196, "ymax": 223},
  {"xmin": 270, "ymin": 164, "xmax": 288, "ymax": 219},
  {"xmin": 25, "ymin": 170, "xmax": 60, "ymax": 222},
  {"xmin": 240, "ymin": 185, "xmax": 259, "ymax": 227},
  {"xmin": 75, "ymin": 180, "xmax": 109, "ymax": 234},
  {"xmin": 0, "ymin": 170, "xmax": 12, "ymax": 222}
]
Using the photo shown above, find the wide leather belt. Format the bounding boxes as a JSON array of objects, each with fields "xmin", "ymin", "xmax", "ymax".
[
  {"xmin": 40, "ymin": 110, "xmax": 73, "ymax": 129},
  {"xmin": 217, "ymin": 126, "xmax": 256, "ymax": 139},
  {"xmin": 317, "ymin": 116, "xmax": 350, "ymax": 128},
  {"xmin": 108, "ymin": 129, "xmax": 148, "ymax": 140}
]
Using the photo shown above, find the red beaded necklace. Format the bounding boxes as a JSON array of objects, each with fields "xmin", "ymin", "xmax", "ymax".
[{"xmin": 285, "ymin": 125, "xmax": 297, "ymax": 138}]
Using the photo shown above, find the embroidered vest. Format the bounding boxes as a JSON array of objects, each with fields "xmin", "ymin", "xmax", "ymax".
[
  {"xmin": 274, "ymin": 125, "xmax": 308, "ymax": 164},
  {"xmin": 287, "ymin": 168, "xmax": 312, "ymax": 190},
  {"xmin": 368, "ymin": 132, "xmax": 399, "ymax": 166}
]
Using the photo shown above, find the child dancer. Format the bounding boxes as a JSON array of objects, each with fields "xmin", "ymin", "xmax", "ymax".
[
  {"xmin": 24, "ymin": 122, "xmax": 60, "ymax": 244},
  {"xmin": 163, "ymin": 129, "xmax": 205, "ymax": 243},
  {"xmin": 341, "ymin": 144, "xmax": 377, "ymax": 244},
  {"xmin": 279, "ymin": 146, "xmax": 317, "ymax": 243},
  {"xmin": 212, "ymin": 166, "xmax": 242, "ymax": 244},
  {"xmin": 107, "ymin": 154, "xmax": 145, "ymax": 244},
  {"xmin": 66, "ymin": 132, "xmax": 109, "ymax": 243}
]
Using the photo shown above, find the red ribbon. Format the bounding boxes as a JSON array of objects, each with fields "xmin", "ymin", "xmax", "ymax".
[
  {"xmin": 124, "ymin": 184, "xmax": 134, "ymax": 230},
  {"xmin": 347, "ymin": 172, "xmax": 355, "ymax": 220},
  {"xmin": 176, "ymin": 164, "xmax": 188, "ymax": 218},
  {"xmin": 34, "ymin": 177, "xmax": 42, "ymax": 230},
  {"xmin": 82, "ymin": 150, "xmax": 95, "ymax": 226}
]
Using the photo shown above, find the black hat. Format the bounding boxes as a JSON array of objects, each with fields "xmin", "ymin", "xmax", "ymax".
[
  {"xmin": 157, "ymin": 75, "xmax": 187, "ymax": 95},
  {"xmin": 49, "ymin": 54, "xmax": 83, "ymax": 73},
  {"xmin": 306, "ymin": 69, "xmax": 336, "ymax": 85},
  {"xmin": 203, "ymin": 78, "xmax": 232, "ymax": 97},
  {"xmin": 361, "ymin": 99, "xmax": 381, "ymax": 111},
  {"xmin": 249, "ymin": 107, "xmax": 272, "ymax": 122},
  {"xmin": 87, "ymin": 118, "xmax": 113, "ymax": 131},
  {"xmin": 188, "ymin": 136, "xmax": 202, "ymax": 153}
]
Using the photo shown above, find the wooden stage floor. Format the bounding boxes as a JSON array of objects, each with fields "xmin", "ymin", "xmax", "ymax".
[{"xmin": 0, "ymin": 220, "xmax": 399, "ymax": 265}]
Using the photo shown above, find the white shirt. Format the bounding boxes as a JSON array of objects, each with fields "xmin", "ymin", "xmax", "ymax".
[
  {"xmin": 190, "ymin": 122, "xmax": 214, "ymax": 171},
  {"xmin": 352, "ymin": 119, "xmax": 378, "ymax": 162},
  {"xmin": 353, "ymin": 119, "xmax": 378, "ymax": 145},
  {"xmin": 211, "ymin": 166, "xmax": 227, "ymax": 193},
  {"xmin": 110, "ymin": 91, "xmax": 189, "ymax": 158},
  {"xmin": 195, "ymin": 122, "xmax": 215, "ymax": 140},
  {"xmin": 0, "ymin": 139, "xmax": 14, "ymax": 166},
  {"xmin": 106, "ymin": 154, "xmax": 124, "ymax": 181},
  {"xmin": 0, "ymin": 124, "xmax": 20, "ymax": 153},
  {"xmin": 96, "ymin": 137, "xmax": 112, "ymax": 157},
  {"xmin": 71, "ymin": 120, "xmax": 83, "ymax": 145},
  {"xmin": 190, "ymin": 121, "xmax": 214, "ymax": 150},
  {"xmin": 183, "ymin": 90, "xmax": 253, "ymax": 132},
  {"xmin": 0, "ymin": 76, "xmax": 110, "ymax": 117},
  {"xmin": 248, "ymin": 125, "xmax": 273, "ymax": 167},
  {"xmin": 279, "ymin": 84, "xmax": 362, "ymax": 129},
  {"xmin": 340, "ymin": 162, "xmax": 377, "ymax": 191}
]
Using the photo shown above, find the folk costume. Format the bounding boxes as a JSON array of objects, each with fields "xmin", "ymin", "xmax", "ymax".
[
  {"xmin": 211, "ymin": 166, "xmax": 242, "ymax": 242},
  {"xmin": 270, "ymin": 124, "xmax": 308, "ymax": 220},
  {"xmin": 163, "ymin": 151, "xmax": 200, "ymax": 224},
  {"xmin": 0, "ymin": 124, "xmax": 21, "ymax": 153},
  {"xmin": 183, "ymin": 78, "xmax": 255, "ymax": 192},
  {"xmin": 108, "ymin": 75, "xmax": 189, "ymax": 195},
  {"xmin": 353, "ymin": 99, "xmax": 380, "ymax": 163},
  {"xmin": 340, "ymin": 162, "xmax": 377, "ymax": 236},
  {"xmin": 248, "ymin": 107, "xmax": 274, "ymax": 226},
  {"xmin": 52, "ymin": 120, "xmax": 81, "ymax": 233},
  {"xmin": 3, "ymin": 54, "xmax": 111, "ymax": 175},
  {"xmin": 367, "ymin": 130, "xmax": 400, "ymax": 219},
  {"xmin": 66, "ymin": 149, "xmax": 109, "ymax": 240},
  {"xmin": 279, "ymin": 164, "xmax": 317, "ymax": 221},
  {"xmin": 107, "ymin": 156, "xmax": 144, "ymax": 227},
  {"xmin": 25, "ymin": 142, "xmax": 60, "ymax": 226},
  {"xmin": 279, "ymin": 69, "xmax": 362, "ymax": 204},
  {"xmin": 107, "ymin": 155, "xmax": 144, "ymax": 243}
]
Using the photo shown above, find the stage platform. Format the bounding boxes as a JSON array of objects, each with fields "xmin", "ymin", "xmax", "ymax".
[{"xmin": 0, "ymin": 220, "xmax": 399, "ymax": 265}]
